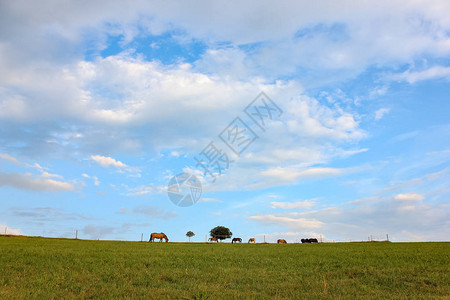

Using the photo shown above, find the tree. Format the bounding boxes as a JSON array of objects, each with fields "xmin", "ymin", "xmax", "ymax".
[
  {"xmin": 209, "ymin": 226, "xmax": 232, "ymax": 242},
  {"xmin": 186, "ymin": 231, "xmax": 195, "ymax": 242}
]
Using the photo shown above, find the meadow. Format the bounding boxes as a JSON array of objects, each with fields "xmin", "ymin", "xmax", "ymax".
[{"xmin": 0, "ymin": 236, "xmax": 448, "ymax": 299}]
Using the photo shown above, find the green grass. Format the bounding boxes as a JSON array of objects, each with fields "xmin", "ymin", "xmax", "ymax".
[{"xmin": 0, "ymin": 236, "xmax": 448, "ymax": 299}]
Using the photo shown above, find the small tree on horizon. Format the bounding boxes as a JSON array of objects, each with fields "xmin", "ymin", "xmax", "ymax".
[
  {"xmin": 186, "ymin": 231, "xmax": 195, "ymax": 242},
  {"xmin": 209, "ymin": 226, "xmax": 232, "ymax": 242}
]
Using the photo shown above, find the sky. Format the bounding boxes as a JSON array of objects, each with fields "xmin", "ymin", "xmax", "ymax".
[{"xmin": 0, "ymin": 0, "xmax": 449, "ymax": 243}]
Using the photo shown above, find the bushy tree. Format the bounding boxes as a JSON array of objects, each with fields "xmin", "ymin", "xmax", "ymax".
[
  {"xmin": 186, "ymin": 231, "xmax": 195, "ymax": 242},
  {"xmin": 209, "ymin": 226, "xmax": 232, "ymax": 242}
]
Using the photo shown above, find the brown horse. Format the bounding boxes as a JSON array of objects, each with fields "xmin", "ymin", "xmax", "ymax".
[
  {"xmin": 232, "ymin": 238, "xmax": 242, "ymax": 243},
  {"xmin": 248, "ymin": 238, "xmax": 256, "ymax": 243},
  {"xmin": 208, "ymin": 237, "xmax": 219, "ymax": 243},
  {"xmin": 149, "ymin": 232, "xmax": 168, "ymax": 242},
  {"xmin": 277, "ymin": 239, "xmax": 287, "ymax": 244}
]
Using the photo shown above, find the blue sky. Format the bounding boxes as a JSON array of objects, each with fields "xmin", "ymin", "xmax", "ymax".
[{"xmin": 0, "ymin": 1, "xmax": 449, "ymax": 242}]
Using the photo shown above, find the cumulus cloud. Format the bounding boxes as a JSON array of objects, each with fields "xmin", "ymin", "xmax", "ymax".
[
  {"xmin": 90, "ymin": 154, "xmax": 140, "ymax": 176},
  {"xmin": 1, "ymin": 0, "xmax": 447, "ymax": 161},
  {"xmin": 90, "ymin": 155, "xmax": 128, "ymax": 168}
]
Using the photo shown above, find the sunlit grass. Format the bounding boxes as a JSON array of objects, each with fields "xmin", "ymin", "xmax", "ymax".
[{"xmin": 0, "ymin": 236, "xmax": 448, "ymax": 299}]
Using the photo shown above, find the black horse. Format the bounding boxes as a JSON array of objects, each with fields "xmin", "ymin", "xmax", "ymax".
[
  {"xmin": 301, "ymin": 238, "xmax": 319, "ymax": 243},
  {"xmin": 232, "ymin": 238, "xmax": 242, "ymax": 243}
]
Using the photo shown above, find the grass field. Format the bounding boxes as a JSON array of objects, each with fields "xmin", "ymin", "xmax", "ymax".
[{"xmin": 0, "ymin": 236, "xmax": 448, "ymax": 299}]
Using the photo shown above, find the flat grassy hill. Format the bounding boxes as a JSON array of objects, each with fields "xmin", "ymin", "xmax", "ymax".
[{"xmin": 0, "ymin": 236, "xmax": 448, "ymax": 299}]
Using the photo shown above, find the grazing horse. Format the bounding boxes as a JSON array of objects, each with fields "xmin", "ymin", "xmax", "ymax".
[
  {"xmin": 248, "ymin": 238, "xmax": 256, "ymax": 243},
  {"xmin": 232, "ymin": 238, "xmax": 242, "ymax": 243},
  {"xmin": 301, "ymin": 238, "xmax": 318, "ymax": 243},
  {"xmin": 277, "ymin": 239, "xmax": 287, "ymax": 244},
  {"xmin": 149, "ymin": 232, "xmax": 168, "ymax": 242},
  {"xmin": 208, "ymin": 237, "xmax": 219, "ymax": 243}
]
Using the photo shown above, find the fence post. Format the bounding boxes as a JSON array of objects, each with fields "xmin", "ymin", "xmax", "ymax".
[
  {"xmin": 75, "ymin": 230, "xmax": 78, "ymax": 239},
  {"xmin": 141, "ymin": 233, "xmax": 143, "ymax": 242},
  {"xmin": 4, "ymin": 226, "xmax": 7, "ymax": 235}
]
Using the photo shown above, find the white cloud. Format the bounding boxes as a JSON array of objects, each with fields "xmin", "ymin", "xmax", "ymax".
[
  {"xmin": 285, "ymin": 95, "xmax": 365, "ymax": 141},
  {"xmin": 0, "ymin": 153, "xmax": 46, "ymax": 171},
  {"xmin": 0, "ymin": 172, "xmax": 75, "ymax": 192},
  {"xmin": 90, "ymin": 155, "xmax": 141, "ymax": 176},
  {"xmin": 249, "ymin": 214, "xmax": 324, "ymax": 230},
  {"xmin": 375, "ymin": 108, "xmax": 390, "ymax": 120},
  {"xmin": 121, "ymin": 183, "xmax": 167, "ymax": 196},
  {"xmin": 271, "ymin": 199, "xmax": 316, "ymax": 209},
  {"xmin": 0, "ymin": 153, "xmax": 21, "ymax": 164},
  {"xmin": 369, "ymin": 85, "xmax": 389, "ymax": 98},
  {"xmin": 90, "ymin": 155, "xmax": 128, "ymax": 168},
  {"xmin": 40, "ymin": 171, "xmax": 63, "ymax": 179},
  {"xmin": 257, "ymin": 167, "xmax": 344, "ymax": 187},
  {"xmin": 124, "ymin": 185, "xmax": 154, "ymax": 196},
  {"xmin": 1, "ymin": 1, "xmax": 450, "ymax": 89},
  {"xmin": 391, "ymin": 66, "xmax": 450, "ymax": 84},
  {"xmin": 199, "ymin": 197, "xmax": 222, "ymax": 203},
  {"xmin": 82, "ymin": 173, "xmax": 100, "ymax": 186},
  {"xmin": 394, "ymin": 193, "xmax": 425, "ymax": 202}
]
